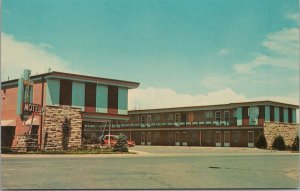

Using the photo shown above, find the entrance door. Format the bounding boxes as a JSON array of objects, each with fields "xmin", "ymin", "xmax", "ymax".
[
  {"xmin": 248, "ymin": 131, "xmax": 254, "ymax": 147},
  {"xmin": 147, "ymin": 132, "xmax": 151, "ymax": 145},
  {"xmin": 215, "ymin": 131, "xmax": 221, "ymax": 147},
  {"xmin": 199, "ymin": 131, "xmax": 202, "ymax": 146},
  {"xmin": 224, "ymin": 131, "xmax": 230, "ymax": 147},
  {"xmin": 175, "ymin": 132, "xmax": 180, "ymax": 146},
  {"xmin": 182, "ymin": 132, "xmax": 188, "ymax": 146},
  {"xmin": 141, "ymin": 132, "xmax": 145, "ymax": 145}
]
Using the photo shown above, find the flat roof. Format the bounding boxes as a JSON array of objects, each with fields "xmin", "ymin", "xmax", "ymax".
[
  {"xmin": 129, "ymin": 100, "xmax": 299, "ymax": 114},
  {"xmin": 1, "ymin": 71, "xmax": 140, "ymax": 89}
]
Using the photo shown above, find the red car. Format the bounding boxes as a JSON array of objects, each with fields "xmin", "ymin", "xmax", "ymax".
[{"xmin": 100, "ymin": 135, "xmax": 135, "ymax": 147}]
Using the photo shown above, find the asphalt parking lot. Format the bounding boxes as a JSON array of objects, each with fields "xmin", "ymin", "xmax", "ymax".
[{"xmin": 1, "ymin": 146, "xmax": 299, "ymax": 189}]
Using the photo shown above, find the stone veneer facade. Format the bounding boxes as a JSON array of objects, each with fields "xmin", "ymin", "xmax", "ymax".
[
  {"xmin": 264, "ymin": 122, "xmax": 299, "ymax": 149},
  {"xmin": 43, "ymin": 105, "xmax": 82, "ymax": 150}
]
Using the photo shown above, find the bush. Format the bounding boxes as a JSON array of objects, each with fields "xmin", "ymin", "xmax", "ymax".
[
  {"xmin": 292, "ymin": 136, "xmax": 299, "ymax": 151},
  {"xmin": 113, "ymin": 134, "xmax": 128, "ymax": 152},
  {"xmin": 1, "ymin": 147, "xmax": 13, "ymax": 153},
  {"xmin": 256, "ymin": 134, "xmax": 267, "ymax": 149},
  {"xmin": 272, "ymin": 135, "xmax": 286, "ymax": 150}
]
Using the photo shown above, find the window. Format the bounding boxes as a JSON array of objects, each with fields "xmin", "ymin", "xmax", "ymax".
[
  {"xmin": 224, "ymin": 111, "xmax": 230, "ymax": 122},
  {"xmin": 233, "ymin": 110, "xmax": 237, "ymax": 118},
  {"xmin": 248, "ymin": 107, "xmax": 259, "ymax": 116},
  {"xmin": 60, "ymin": 79, "xmax": 72, "ymax": 106},
  {"xmin": 108, "ymin": 86, "xmax": 118, "ymax": 114},
  {"xmin": 248, "ymin": 106, "xmax": 259, "ymax": 125},
  {"xmin": 167, "ymin": 113, "xmax": 173, "ymax": 121},
  {"xmin": 205, "ymin": 111, "xmax": 212, "ymax": 119},
  {"xmin": 215, "ymin": 111, "xmax": 221, "ymax": 121},
  {"xmin": 175, "ymin": 113, "xmax": 180, "ymax": 123},
  {"xmin": 146, "ymin": 115, "xmax": 152, "ymax": 123},
  {"xmin": 154, "ymin": 114, "xmax": 160, "ymax": 122},
  {"xmin": 135, "ymin": 115, "xmax": 140, "ymax": 123},
  {"xmin": 85, "ymin": 82, "xmax": 96, "ymax": 112},
  {"xmin": 141, "ymin": 115, "xmax": 146, "ymax": 124}
]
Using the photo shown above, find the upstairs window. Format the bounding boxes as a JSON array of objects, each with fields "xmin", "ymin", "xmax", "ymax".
[
  {"xmin": 60, "ymin": 79, "xmax": 72, "ymax": 106},
  {"xmin": 248, "ymin": 106, "xmax": 259, "ymax": 125},
  {"xmin": 167, "ymin": 113, "xmax": 173, "ymax": 121},
  {"xmin": 205, "ymin": 111, "xmax": 213, "ymax": 119},
  {"xmin": 175, "ymin": 113, "xmax": 180, "ymax": 123},
  {"xmin": 108, "ymin": 86, "xmax": 118, "ymax": 114},
  {"xmin": 224, "ymin": 111, "xmax": 230, "ymax": 122},
  {"xmin": 154, "ymin": 114, "xmax": 160, "ymax": 122},
  {"xmin": 215, "ymin": 111, "xmax": 221, "ymax": 121},
  {"xmin": 141, "ymin": 115, "xmax": 146, "ymax": 124},
  {"xmin": 146, "ymin": 115, "xmax": 152, "ymax": 123},
  {"xmin": 85, "ymin": 82, "xmax": 96, "ymax": 112}
]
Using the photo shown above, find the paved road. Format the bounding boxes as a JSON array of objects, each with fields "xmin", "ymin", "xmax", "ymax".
[{"xmin": 1, "ymin": 146, "xmax": 299, "ymax": 189}]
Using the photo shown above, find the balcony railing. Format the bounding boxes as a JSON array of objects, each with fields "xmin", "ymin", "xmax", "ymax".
[{"xmin": 106, "ymin": 120, "xmax": 238, "ymax": 129}]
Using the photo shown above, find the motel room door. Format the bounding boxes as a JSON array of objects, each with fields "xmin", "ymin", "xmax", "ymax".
[
  {"xmin": 175, "ymin": 132, "xmax": 180, "ymax": 146},
  {"xmin": 182, "ymin": 132, "xmax": 188, "ymax": 146},
  {"xmin": 141, "ymin": 132, "xmax": 145, "ymax": 145},
  {"xmin": 215, "ymin": 131, "xmax": 221, "ymax": 147},
  {"xmin": 248, "ymin": 131, "xmax": 254, "ymax": 147},
  {"xmin": 146, "ymin": 132, "xmax": 151, "ymax": 145},
  {"xmin": 224, "ymin": 131, "xmax": 230, "ymax": 147}
]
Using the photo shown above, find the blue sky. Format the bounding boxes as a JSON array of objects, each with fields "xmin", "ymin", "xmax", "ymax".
[{"xmin": 2, "ymin": 0, "xmax": 299, "ymax": 109}]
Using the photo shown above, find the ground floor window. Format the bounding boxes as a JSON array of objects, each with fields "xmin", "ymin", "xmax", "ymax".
[{"xmin": 1, "ymin": 126, "xmax": 16, "ymax": 147}]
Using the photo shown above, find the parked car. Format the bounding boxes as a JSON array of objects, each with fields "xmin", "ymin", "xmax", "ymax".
[{"xmin": 99, "ymin": 135, "xmax": 135, "ymax": 147}]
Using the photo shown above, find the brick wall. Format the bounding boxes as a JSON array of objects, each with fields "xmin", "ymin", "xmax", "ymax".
[
  {"xmin": 264, "ymin": 122, "xmax": 299, "ymax": 149},
  {"xmin": 43, "ymin": 105, "xmax": 82, "ymax": 150}
]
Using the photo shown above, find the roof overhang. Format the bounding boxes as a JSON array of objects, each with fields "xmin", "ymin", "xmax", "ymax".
[
  {"xmin": 82, "ymin": 112, "xmax": 130, "ymax": 122},
  {"xmin": 1, "ymin": 71, "xmax": 140, "ymax": 89},
  {"xmin": 1, "ymin": 120, "xmax": 16, "ymax": 126}
]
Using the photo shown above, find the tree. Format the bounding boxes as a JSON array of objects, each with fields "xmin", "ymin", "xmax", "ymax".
[
  {"xmin": 272, "ymin": 135, "xmax": 286, "ymax": 150},
  {"xmin": 292, "ymin": 136, "xmax": 299, "ymax": 151},
  {"xmin": 256, "ymin": 134, "xmax": 267, "ymax": 149},
  {"xmin": 113, "ymin": 134, "xmax": 128, "ymax": 152}
]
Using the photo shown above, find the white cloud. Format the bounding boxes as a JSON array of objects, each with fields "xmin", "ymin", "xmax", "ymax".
[
  {"xmin": 263, "ymin": 28, "xmax": 298, "ymax": 57},
  {"xmin": 201, "ymin": 75, "xmax": 236, "ymax": 89},
  {"xmin": 285, "ymin": 12, "xmax": 299, "ymax": 22},
  {"xmin": 1, "ymin": 33, "xmax": 71, "ymax": 81},
  {"xmin": 234, "ymin": 27, "xmax": 299, "ymax": 74},
  {"xmin": 217, "ymin": 48, "xmax": 230, "ymax": 56},
  {"xmin": 129, "ymin": 87, "xmax": 299, "ymax": 110},
  {"xmin": 128, "ymin": 87, "xmax": 247, "ymax": 110}
]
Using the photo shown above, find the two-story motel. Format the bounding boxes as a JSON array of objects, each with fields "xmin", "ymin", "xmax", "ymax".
[
  {"xmin": 1, "ymin": 70, "xmax": 298, "ymax": 150},
  {"xmin": 1, "ymin": 71, "xmax": 139, "ymax": 150},
  {"xmin": 104, "ymin": 101, "xmax": 298, "ymax": 147}
]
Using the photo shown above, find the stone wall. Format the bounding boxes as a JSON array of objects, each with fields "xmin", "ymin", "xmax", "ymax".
[
  {"xmin": 43, "ymin": 105, "xmax": 82, "ymax": 151},
  {"xmin": 264, "ymin": 122, "xmax": 299, "ymax": 149}
]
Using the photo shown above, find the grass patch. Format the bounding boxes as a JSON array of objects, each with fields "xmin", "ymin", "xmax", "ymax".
[{"xmin": 2, "ymin": 149, "xmax": 136, "ymax": 155}]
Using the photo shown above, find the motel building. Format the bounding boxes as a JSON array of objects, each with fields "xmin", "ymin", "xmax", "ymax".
[
  {"xmin": 1, "ymin": 70, "xmax": 139, "ymax": 151},
  {"xmin": 109, "ymin": 102, "xmax": 299, "ymax": 148},
  {"xmin": 0, "ymin": 69, "xmax": 299, "ymax": 151}
]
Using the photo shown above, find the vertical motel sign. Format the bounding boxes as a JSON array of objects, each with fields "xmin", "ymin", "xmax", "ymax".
[{"xmin": 16, "ymin": 69, "xmax": 35, "ymax": 121}]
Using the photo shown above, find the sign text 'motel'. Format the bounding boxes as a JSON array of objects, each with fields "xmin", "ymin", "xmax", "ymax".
[{"xmin": 23, "ymin": 102, "xmax": 44, "ymax": 114}]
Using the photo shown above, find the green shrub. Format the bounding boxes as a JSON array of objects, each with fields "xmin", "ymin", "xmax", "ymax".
[
  {"xmin": 272, "ymin": 135, "xmax": 286, "ymax": 150},
  {"xmin": 256, "ymin": 134, "xmax": 267, "ymax": 149},
  {"xmin": 292, "ymin": 136, "xmax": 299, "ymax": 151},
  {"xmin": 1, "ymin": 147, "xmax": 13, "ymax": 153},
  {"xmin": 113, "ymin": 134, "xmax": 128, "ymax": 152}
]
